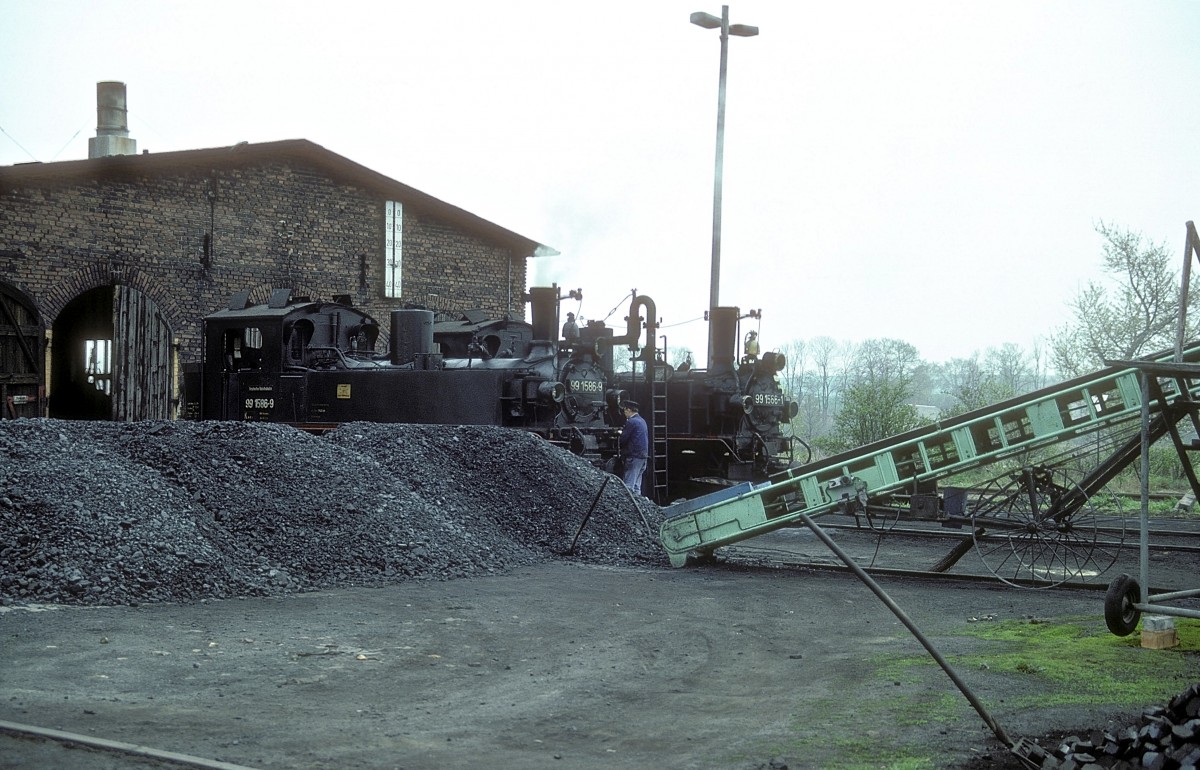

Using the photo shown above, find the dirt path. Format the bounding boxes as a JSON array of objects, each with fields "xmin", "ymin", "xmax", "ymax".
[{"xmin": 4, "ymin": 552, "xmax": 1197, "ymax": 770}]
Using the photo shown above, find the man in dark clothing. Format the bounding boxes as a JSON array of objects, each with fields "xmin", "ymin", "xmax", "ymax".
[
  {"xmin": 619, "ymin": 401, "xmax": 648, "ymax": 495},
  {"xmin": 561, "ymin": 312, "xmax": 580, "ymax": 343}
]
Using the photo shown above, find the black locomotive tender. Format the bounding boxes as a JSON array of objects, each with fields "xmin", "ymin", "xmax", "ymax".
[{"xmin": 182, "ymin": 286, "xmax": 799, "ymax": 502}]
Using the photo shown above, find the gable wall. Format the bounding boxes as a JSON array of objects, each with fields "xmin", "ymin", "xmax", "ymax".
[{"xmin": 0, "ymin": 159, "xmax": 528, "ymax": 363}]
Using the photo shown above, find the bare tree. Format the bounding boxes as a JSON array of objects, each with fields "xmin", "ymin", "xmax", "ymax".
[
  {"xmin": 1050, "ymin": 222, "xmax": 1199, "ymax": 377},
  {"xmin": 805, "ymin": 336, "xmax": 840, "ymax": 441},
  {"xmin": 778, "ymin": 339, "xmax": 807, "ymax": 435},
  {"xmin": 829, "ymin": 338, "xmax": 924, "ymax": 450},
  {"xmin": 984, "ymin": 343, "xmax": 1033, "ymax": 396},
  {"xmin": 938, "ymin": 342, "xmax": 1043, "ymax": 417},
  {"xmin": 809, "ymin": 337, "xmax": 837, "ymax": 411},
  {"xmin": 940, "ymin": 354, "xmax": 991, "ymax": 415},
  {"xmin": 1028, "ymin": 338, "xmax": 1051, "ymax": 390}
]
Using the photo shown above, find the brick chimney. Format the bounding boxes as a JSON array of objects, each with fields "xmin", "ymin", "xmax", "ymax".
[{"xmin": 88, "ymin": 81, "xmax": 137, "ymax": 158}]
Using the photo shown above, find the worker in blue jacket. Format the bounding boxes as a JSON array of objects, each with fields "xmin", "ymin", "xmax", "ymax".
[{"xmin": 619, "ymin": 401, "xmax": 649, "ymax": 495}]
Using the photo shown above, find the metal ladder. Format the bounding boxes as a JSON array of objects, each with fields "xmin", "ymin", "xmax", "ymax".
[{"xmin": 650, "ymin": 375, "xmax": 669, "ymax": 503}]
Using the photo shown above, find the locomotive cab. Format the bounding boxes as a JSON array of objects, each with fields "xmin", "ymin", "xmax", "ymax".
[{"xmin": 185, "ymin": 291, "xmax": 383, "ymax": 422}]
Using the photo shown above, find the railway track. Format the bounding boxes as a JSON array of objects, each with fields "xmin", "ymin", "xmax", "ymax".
[
  {"xmin": 717, "ymin": 545, "xmax": 1184, "ymax": 593},
  {"xmin": 711, "ymin": 512, "xmax": 1200, "ymax": 593},
  {"xmin": 817, "ymin": 517, "xmax": 1200, "ymax": 554}
]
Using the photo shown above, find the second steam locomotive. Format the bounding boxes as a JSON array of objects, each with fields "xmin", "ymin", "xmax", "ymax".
[{"xmin": 182, "ymin": 286, "xmax": 799, "ymax": 502}]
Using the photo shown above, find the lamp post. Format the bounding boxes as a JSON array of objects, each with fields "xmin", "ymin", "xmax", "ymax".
[{"xmin": 691, "ymin": 6, "xmax": 757, "ymax": 367}]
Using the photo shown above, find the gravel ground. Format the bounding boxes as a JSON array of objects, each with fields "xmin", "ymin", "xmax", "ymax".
[
  {"xmin": 0, "ymin": 419, "xmax": 666, "ymax": 607},
  {"xmin": 2, "ymin": 418, "xmax": 1196, "ymax": 769}
]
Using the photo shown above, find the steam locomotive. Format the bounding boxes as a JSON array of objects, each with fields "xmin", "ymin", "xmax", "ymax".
[
  {"xmin": 612, "ymin": 304, "xmax": 801, "ymax": 499},
  {"xmin": 181, "ymin": 286, "xmax": 799, "ymax": 502},
  {"xmin": 181, "ymin": 286, "xmax": 626, "ymax": 460}
]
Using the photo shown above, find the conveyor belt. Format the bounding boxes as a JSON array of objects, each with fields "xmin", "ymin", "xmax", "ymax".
[{"xmin": 659, "ymin": 345, "xmax": 1200, "ymax": 567}]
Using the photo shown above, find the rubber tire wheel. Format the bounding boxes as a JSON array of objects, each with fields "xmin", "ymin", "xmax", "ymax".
[{"xmin": 1104, "ymin": 573, "xmax": 1141, "ymax": 636}]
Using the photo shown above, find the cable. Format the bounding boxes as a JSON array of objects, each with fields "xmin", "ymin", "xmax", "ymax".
[
  {"xmin": 0, "ymin": 124, "xmax": 40, "ymax": 162},
  {"xmin": 657, "ymin": 315, "xmax": 706, "ymax": 329},
  {"xmin": 48, "ymin": 127, "xmax": 84, "ymax": 161},
  {"xmin": 597, "ymin": 292, "xmax": 633, "ymax": 324}
]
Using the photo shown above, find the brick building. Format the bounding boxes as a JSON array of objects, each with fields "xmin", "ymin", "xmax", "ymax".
[{"xmin": 0, "ymin": 84, "xmax": 554, "ymax": 421}]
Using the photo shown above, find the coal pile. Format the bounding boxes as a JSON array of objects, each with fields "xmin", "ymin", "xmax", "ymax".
[
  {"xmin": 0, "ymin": 419, "xmax": 666, "ymax": 607},
  {"xmin": 1015, "ymin": 683, "xmax": 1200, "ymax": 769}
]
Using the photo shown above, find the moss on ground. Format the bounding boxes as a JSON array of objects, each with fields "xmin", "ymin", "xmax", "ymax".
[
  {"xmin": 939, "ymin": 615, "xmax": 1199, "ymax": 708},
  {"xmin": 768, "ymin": 617, "xmax": 1199, "ymax": 769}
]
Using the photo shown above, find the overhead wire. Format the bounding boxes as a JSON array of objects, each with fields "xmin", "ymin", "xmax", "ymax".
[
  {"xmin": 0, "ymin": 124, "xmax": 40, "ymax": 162},
  {"xmin": 48, "ymin": 127, "xmax": 84, "ymax": 161},
  {"xmin": 595, "ymin": 292, "xmax": 635, "ymax": 325}
]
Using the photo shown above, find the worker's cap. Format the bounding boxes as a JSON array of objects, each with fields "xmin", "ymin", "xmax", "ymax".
[
  {"xmin": 622, "ymin": 401, "xmax": 639, "ymax": 411},
  {"xmin": 566, "ymin": 312, "xmax": 575, "ymax": 318}
]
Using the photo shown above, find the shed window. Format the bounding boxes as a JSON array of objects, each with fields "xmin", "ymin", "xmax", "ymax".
[
  {"xmin": 84, "ymin": 339, "xmax": 111, "ymax": 395},
  {"xmin": 225, "ymin": 328, "xmax": 263, "ymax": 370}
]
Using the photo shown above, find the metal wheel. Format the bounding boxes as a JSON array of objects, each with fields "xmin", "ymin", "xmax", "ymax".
[{"xmin": 969, "ymin": 466, "xmax": 1124, "ymax": 588}]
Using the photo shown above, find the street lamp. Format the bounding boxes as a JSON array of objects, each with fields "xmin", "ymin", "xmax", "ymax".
[{"xmin": 691, "ymin": 6, "xmax": 757, "ymax": 368}]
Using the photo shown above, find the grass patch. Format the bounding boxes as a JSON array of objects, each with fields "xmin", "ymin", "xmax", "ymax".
[
  {"xmin": 772, "ymin": 728, "xmax": 937, "ymax": 770},
  {"xmin": 775, "ymin": 692, "xmax": 957, "ymax": 768},
  {"xmin": 884, "ymin": 691, "xmax": 962, "ymax": 727},
  {"xmin": 883, "ymin": 616, "xmax": 1200, "ymax": 709},
  {"xmin": 768, "ymin": 619, "xmax": 1198, "ymax": 768},
  {"xmin": 818, "ymin": 739, "xmax": 935, "ymax": 770}
]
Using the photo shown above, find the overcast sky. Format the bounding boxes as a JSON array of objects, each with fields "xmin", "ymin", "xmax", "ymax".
[{"xmin": 2, "ymin": 1, "xmax": 1198, "ymax": 366}]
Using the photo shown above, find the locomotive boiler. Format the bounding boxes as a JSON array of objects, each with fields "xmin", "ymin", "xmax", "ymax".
[{"xmin": 181, "ymin": 286, "xmax": 629, "ymax": 461}]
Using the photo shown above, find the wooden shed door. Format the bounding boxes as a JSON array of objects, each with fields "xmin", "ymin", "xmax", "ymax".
[
  {"xmin": 0, "ymin": 283, "xmax": 45, "ymax": 419},
  {"xmin": 112, "ymin": 286, "xmax": 174, "ymax": 420}
]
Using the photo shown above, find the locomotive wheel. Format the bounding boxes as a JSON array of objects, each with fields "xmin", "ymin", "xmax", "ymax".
[
  {"xmin": 969, "ymin": 466, "xmax": 1123, "ymax": 588},
  {"xmin": 1103, "ymin": 573, "xmax": 1142, "ymax": 636}
]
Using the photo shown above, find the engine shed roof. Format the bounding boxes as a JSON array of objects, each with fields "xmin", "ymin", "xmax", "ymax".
[{"xmin": 0, "ymin": 139, "xmax": 557, "ymax": 259}]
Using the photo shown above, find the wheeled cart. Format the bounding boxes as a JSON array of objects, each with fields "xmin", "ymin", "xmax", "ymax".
[{"xmin": 1103, "ymin": 358, "xmax": 1200, "ymax": 636}]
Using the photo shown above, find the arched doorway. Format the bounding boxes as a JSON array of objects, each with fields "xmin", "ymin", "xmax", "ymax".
[
  {"xmin": 0, "ymin": 282, "xmax": 45, "ymax": 419},
  {"xmin": 50, "ymin": 285, "xmax": 174, "ymax": 420}
]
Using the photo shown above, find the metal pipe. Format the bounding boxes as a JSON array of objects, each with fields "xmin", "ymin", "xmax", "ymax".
[
  {"xmin": 1140, "ymin": 372, "xmax": 1150, "ymax": 603},
  {"xmin": 796, "ymin": 512, "xmax": 1015, "ymax": 749},
  {"xmin": 1175, "ymin": 221, "xmax": 1199, "ymax": 361}
]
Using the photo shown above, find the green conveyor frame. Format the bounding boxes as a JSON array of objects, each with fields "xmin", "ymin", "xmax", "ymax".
[{"xmin": 659, "ymin": 346, "xmax": 1200, "ymax": 568}]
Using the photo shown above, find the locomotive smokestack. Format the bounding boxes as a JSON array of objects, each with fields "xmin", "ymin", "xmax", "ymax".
[
  {"xmin": 390, "ymin": 309, "xmax": 434, "ymax": 365},
  {"xmin": 528, "ymin": 286, "xmax": 558, "ymax": 341},
  {"xmin": 88, "ymin": 81, "xmax": 137, "ymax": 159},
  {"xmin": 708, "ymin": 307, "xmax": 739, "ymax": 375}
]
